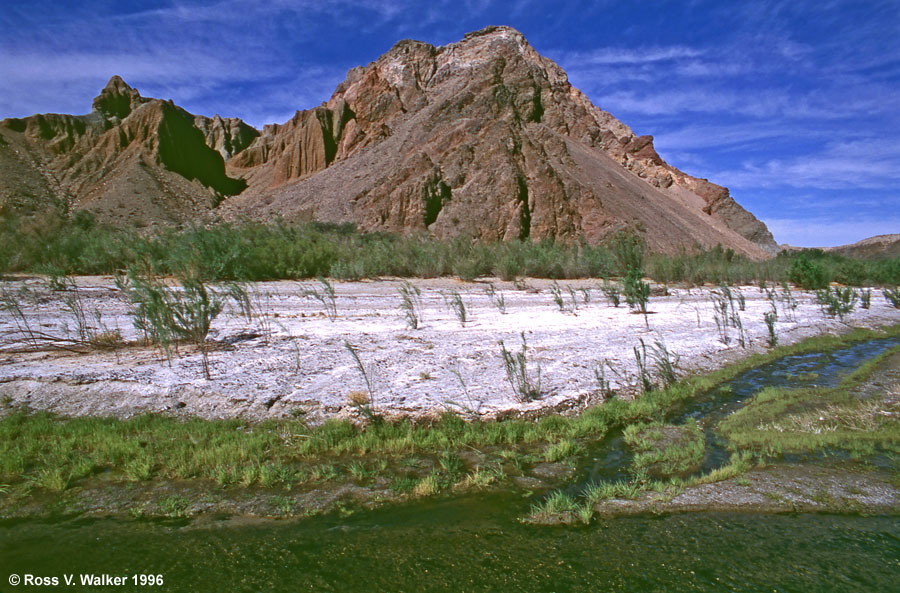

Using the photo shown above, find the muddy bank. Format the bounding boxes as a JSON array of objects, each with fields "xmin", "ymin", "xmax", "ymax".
[
  {"xmin": 2, "ymin": 276, "xmax": 898, "ymax": 422},
  {"xmin": 591, "ymin": 464, "xmax": 900, "ymax": 517}
]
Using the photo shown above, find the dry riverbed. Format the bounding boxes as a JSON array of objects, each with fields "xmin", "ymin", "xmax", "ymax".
[{"xmin": 2, "ymin": 276, "xmax": 898, "ymax": 422}]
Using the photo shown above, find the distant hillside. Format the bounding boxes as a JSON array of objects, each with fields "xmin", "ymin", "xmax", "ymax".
[{"xmin": 826, "ymin": 234, "xmax": 900, "ymax": 260}]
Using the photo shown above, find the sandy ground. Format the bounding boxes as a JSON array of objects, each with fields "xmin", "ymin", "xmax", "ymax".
[{"xmin": 1, "ymin": 276, "xmax": 898, "ymax": 422}]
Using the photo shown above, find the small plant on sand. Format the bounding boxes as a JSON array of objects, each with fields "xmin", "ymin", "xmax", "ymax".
[
  {"xmin": 246, "ymin": 288, "xmax": 274, "ymax": 344},
  {"xmin": 118, "ymin": 269, "xmax": 234, "ymax": 379},
  {"xmin": 566, "ymin": 285, "xmax": 580, "ymax": 310},
  {"xmin": 714, "ymin": 300, "xmax": 729, "ymax": 340},
  {"xmin": 764, "ymin": 311, "xmax": 778, "ymax": 347},
  {"xmin": 549, "ymin": 281, "xmax": 578, "ymax": 314},
  {"xmin": 578, "ymin": 287, "xmax": 593, "ymax": 304},
  {"xmin": 883, "ymin": 286, "xmax": 900, "ymax": 309},
  {"xmin": 549, "ymin": 281, "xmax": 565, "ymax": 312},
  {"xmin": 1, "ymin": 281, "xmax": 123, "ymax": 351},
  {"xmin": 485, "ymin": 283, "xmax": 507, "ymax": 314},
  {"xmin": 779, "ymin": 282, "xmax": 798, "ymax": 321},
  {"xmin": 632, "ymin": 339, "xmax": 680, "ymax": 394},
  {"xmin": 623, "ymin": 269, "xmax": 650, "ymax": 327},
  {"xmin": 731, "ymin": 307, "xmax": 746, "ymax": 348},
  {"xmin": 499, "ymin": 331, "xmax": 542, "ymax": 402},
  {"xmin": 601, "ymin": 280, "xmax": 621, "ymax": 307},
  {"xmin": 343, "ymin": 341, "xmax": 377, "ymax": 421},
  {"xmin": 398, "ymin": 280, "xmax": 423, "ymax": 329},
  {"xmin": 816, "ymin": 286, "xmax": 857, "ymax": 321},
  {"xmin": 712, "ymin": 288, "xmax": 746, "ymax": 347},
  {"xmin": 0, "ymin": 287, "xmax": 42, "ymax": 349},
  {"xmin": 859, "ymin": 289, "xmax": 871, "ymax": 310},
  {"xmin": 442, "ymin": 289, "xmax": 468, "ymax": 326},
  {"xmin": 650, "ymin": 340, "xmax": 680, "ymax": 389},
  {"xmin": 302, "ymin": 277, "xmax": 338, "ymax": 321},
  {"xmin": 593, "ymin": 360, "xmax": 615, "ymax": 400},
  {"xmin": 446, "ymin": 363, "xmax": 482, "ymax": 417},
  {"xmin": 633, "ymin": 338, "xmax": 654, "ymax": 394}
]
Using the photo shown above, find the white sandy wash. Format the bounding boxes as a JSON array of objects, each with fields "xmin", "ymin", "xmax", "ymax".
[{"xmin": 1, "ymin": 277, "xmax": 897, "ymax": 422}]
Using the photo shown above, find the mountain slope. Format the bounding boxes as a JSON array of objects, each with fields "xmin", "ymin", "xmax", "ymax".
[
  {"xmin": 221, "ymin": 27, "xmax": 776, "ymax": 256},
  {"xmin": 0, "ymin": 27, "xmax": 777, "ymax": 257}
]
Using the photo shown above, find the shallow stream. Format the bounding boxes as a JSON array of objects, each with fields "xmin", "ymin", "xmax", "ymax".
[
  {"xmin": 582, "ymin": 336, "xmax": 900, "ymax": 483},
  {"xmin": 2, "ymin": 338, "xmax": 899, "ymax": 592}
]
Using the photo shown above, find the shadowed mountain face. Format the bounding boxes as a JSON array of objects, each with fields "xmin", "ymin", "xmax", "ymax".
[{"xmin": 0, "ymin": 27, "xmax": 777, "ymax": 256}]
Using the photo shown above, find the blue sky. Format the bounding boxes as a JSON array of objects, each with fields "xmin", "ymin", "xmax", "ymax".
[{"xmin": 2, "ymin": 0, "xmax": 898, "ymax": 247}]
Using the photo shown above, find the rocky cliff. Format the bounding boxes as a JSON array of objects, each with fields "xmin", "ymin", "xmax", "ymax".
[
  {"xmin": 0, "ymin": 76, "xmax": 252, "ymax": 225},
  {"xmin": 0, "ymin": 27, "xmax": 777, "ymax": 256}
]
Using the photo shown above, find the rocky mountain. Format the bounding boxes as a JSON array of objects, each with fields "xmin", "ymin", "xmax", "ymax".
[
  {"xmin": 0, "ymin": 26, "xmax": 777, "ymax": 256},
  {"xmin": 0, "ymin": 76, "xmax": 254, "ymax": 226}
]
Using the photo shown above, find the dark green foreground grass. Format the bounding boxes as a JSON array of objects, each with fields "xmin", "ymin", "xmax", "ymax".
[{"xmin": 3, "ymin": 325, "xmax": 899, "ymax": 511}]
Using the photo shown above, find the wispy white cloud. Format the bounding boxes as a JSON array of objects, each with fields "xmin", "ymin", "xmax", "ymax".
[
  {"xmin": 595, "ymin": 89, "xmax": 798, "ymax": 118},
  {"xmin": 652, "ymin": 123, "xmax": 829, "ymax": 152},
  {"xmin": 553, "ymin": 45, "xmax": 704, "ymax": 65},
  {"xmin": 712, "ymin": 139, "xmax": 900, "ymax": 191}
]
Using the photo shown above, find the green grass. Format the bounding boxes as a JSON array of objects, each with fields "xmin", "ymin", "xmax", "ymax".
[
  {"xmin": 718, "ymin": 346, "xmax": 900, "ymax": 458},
  {"xmin": 527, "ymin": 490, "xmax": 580, "ymax": 522},
  {"xmin": 685, "ymin": 452, "xmax": 756, "ymax": 486},
  {"xmin": 720, "ymin": 374, "xmax": 900, "ymax": 458},
  {"xmin": 623, "ymin": 419, "xmax": 705, "ymax": 478},
  {"xmin": 583, "ymin": 480, "xmax": 642, "ymax": 503},
  {"xmin": 543, "ymin": 439, "xmax": 583, "ymax": 462}
]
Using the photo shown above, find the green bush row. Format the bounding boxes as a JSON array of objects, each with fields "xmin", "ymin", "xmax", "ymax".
[{"xmin": 1, "ymin": 212, "xmax": 898, "ymax": 285}]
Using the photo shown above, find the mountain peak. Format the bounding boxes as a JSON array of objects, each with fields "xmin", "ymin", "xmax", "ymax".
[
  {"xmin": 92, "ymin": 75, "xmax": 146, "ymax": 119},
  {"xmin": 463, "ymin": 25, "xmax": 526, "ymax": 41}
]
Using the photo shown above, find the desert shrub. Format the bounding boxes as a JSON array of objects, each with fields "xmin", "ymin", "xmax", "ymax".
[
  {"xmin": 499, "ymin": 332, "xmax": 542, "ymax": 402},
  {"xmin": 884, "ymin": 286, "xmax": 900, "ymax": 309},
  {"xmin": 623, "ymin": 268, "xmax": 650, "ymax": 326},
  {"xmin": 609, "ymin": 229, "xmax": 646, "ymax": 276},
  {"xmin": 789, "ymin": 254, "xmax": 828, "ymax": 290},
  {"xmin": 816, "ymin": 286, "xmax": 858, "ymax": 320},
  {"xmin": 3, "ymin": 213, "xmax": 900, "ymax": 286},
  {"xmin": 118, "ymin": 269, "xmax": 237, "ymax": 379},
  {"xmin": 398, "ymin": 280, "xmax": 423, "ymax": 329}
]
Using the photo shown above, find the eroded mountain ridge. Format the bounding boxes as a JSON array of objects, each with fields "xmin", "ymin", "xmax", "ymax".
[{"xmin": 0, "ymin": 26, "xmax": 777, "ymax": 256}]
